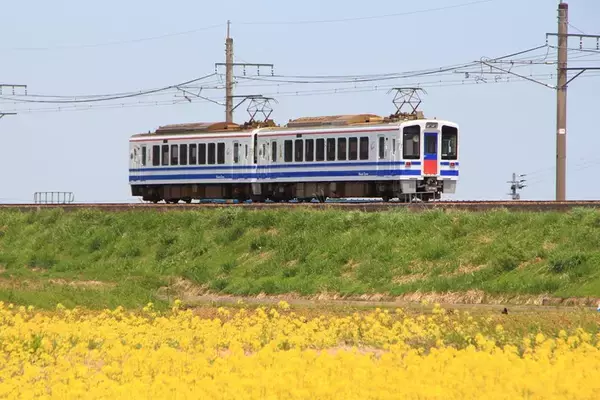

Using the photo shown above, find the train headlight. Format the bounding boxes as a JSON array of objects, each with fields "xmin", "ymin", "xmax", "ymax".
[{"xmin": 426, "ymin": 122, "xmax": 438, "ymax": 129}]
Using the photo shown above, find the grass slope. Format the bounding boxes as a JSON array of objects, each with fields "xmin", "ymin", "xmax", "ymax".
[{"xmin": 0, "ymin": 208, "xmax": 599, "ymax": 309}]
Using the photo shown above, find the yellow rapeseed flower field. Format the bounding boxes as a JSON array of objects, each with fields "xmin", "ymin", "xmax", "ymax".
[{"xmin": 1, "ymin": 300, "xmax": 600, "ymax": 399}]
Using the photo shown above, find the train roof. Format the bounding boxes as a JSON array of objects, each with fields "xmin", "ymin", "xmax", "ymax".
[{"xmin": 131, "ymin": 111, "xmax": 447, "ymax": 138}]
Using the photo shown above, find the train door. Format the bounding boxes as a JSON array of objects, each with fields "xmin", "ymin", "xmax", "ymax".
[
  {"xmin": 424, "ymin": 132, "xmax": 439, "ymax": 175},
  {"xmin": 130, "ymin": 144, "xmax": 143, "ymax": 183},
  {"xmin": 390, "ymin": 136, "xmax": 397, "ymax": 176},
  {"xmin": 268, "ymin": 139, "xmax": 277, "ymax": 181}
]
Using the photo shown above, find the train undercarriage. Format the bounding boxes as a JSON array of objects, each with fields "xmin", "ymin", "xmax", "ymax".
[{"xmin": 132, "ymin": 178, "xmax": 450, "ymax": 203}]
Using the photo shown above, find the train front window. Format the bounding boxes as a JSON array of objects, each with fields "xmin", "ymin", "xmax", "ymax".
[
  {"xmin": 402, "ymin": 125, "xmax": 420, "ymax": 160},
  {"xmin": 441, "ymin": 126, "xmax": 458, "ymax": 160},
  {"xmin": 425, "ymin": 136, "xmax": 436, "ymax": 154}
]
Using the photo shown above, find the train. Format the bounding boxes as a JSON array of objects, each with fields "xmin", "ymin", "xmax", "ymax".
[{"xmin": 128, "ymin": 110, "xmax": 459, "ymax": 203}]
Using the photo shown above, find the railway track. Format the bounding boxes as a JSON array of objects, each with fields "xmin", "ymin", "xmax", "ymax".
[{"xmin": 2, "ymin": 200, "xmax": 600, "ymax": 212}]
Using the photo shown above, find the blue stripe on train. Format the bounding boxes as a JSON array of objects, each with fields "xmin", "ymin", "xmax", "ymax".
[
  {"xmin": 129, "ymin": 161, "xmax": 423, "ymax": 173},
  {"xmin": 440, "ymin": 170, "xmax": 459, "ymax": 176},
  {"xmin": 128, "ymin": 169, "xmax": 437, "ymax": 182},
  {"xmin": 440, "ymin": 161, "xmax": 459, "ymax": 166}
]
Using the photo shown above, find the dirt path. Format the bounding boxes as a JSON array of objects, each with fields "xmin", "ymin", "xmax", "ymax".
[{"xmin": 160, "ymin": 293, "xmax": 599, "ymax": 314}]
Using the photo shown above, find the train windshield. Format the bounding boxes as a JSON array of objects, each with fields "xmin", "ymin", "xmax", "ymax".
[{"xmin": 441, "ymin": 126, "xmax": 458, "ymax": 160}]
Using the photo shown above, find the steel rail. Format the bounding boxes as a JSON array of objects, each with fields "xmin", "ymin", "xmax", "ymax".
[{"xmin": 1, "ymin": 201, "xmax": 600, "ymax": 212}]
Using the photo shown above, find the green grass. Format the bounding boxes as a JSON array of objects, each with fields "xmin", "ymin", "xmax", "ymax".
[{"xmin": 1, "ymin": 207, "xmax": 600, "ymax": 309}]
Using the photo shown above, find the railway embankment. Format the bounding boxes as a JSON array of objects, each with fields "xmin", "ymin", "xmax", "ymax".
[{"xmin": 1, "ymin": 207, "xmax": 600, "ymax": 309}]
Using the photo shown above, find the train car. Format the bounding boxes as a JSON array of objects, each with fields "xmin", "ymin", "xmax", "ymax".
[{"xmin": 129, "ymin": 112, "xmax": 459, "ymax": 203}]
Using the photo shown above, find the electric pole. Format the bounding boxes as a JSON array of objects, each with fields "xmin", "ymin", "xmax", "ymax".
[
  {"xmin": 215, "ymin": 21, "xmax": 274, "ymax": 123},
  {"xmin": 545, "ymin": 2, "xmax": 600, "ymax": 201},
  {"xmin": 481, "ymin": 2, "xmax": 600, "ymax": 202},
  {"xmin": 555, "ymin": 2, "xmax": 567, "ymax": 202},
  {"xmin": 225, "ymin": 21, "xmax": 234, "ymax": 123},
  {"xmin": 508, "ymin": 173, "xmax": 526, "ymax": 201}
]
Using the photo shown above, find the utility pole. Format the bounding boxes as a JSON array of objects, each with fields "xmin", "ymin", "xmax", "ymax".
[
  {"xmin": 215, "ymin": 21, "xmax": 274, "ymax": 123},
  {"xmin": 555, "ymin": 2, "xmax": 568, "ymax": 201},
  {"xmin": 225, "ymin": 21, "xmax": 234, "ymax": 123},
  {"xmin": 481, "ymin": 2, "xmax": 600, "ymax": 202},
  {"xmin": 545, "ymin": 2, "xmax": 600, "ymax": 201},
  {"xmin": 508, "ymin": 173, "xmax": 526, "ymax": 201}
]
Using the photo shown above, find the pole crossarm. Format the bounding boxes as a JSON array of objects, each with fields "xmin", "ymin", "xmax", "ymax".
[
  {"xmin": 546, "ymin": 33, "xmax": 600, "ymax": 39},
  {"xmin": 215, "ymin": 63, "xmax": 274, "ymax": 68}
]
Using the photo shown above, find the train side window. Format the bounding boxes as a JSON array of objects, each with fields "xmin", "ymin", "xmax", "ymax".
[
  {"xmin": 403, "ymin": 126, "xmax": 421, "ymax": 160},
  {"xmin": 271, "ymin": 141, "xmax": 277, "ymax": 162},
  {"xmin": 441, "ymin": 126, "xmax": 458, "ymax": 160},
  {"xmin": 199, "ymin": 143, "xmax": 206, "ymax": 165},
  {"xmin": 348, "ymin": 138, "xmax": 357, "ymax": 160},
  {"xmin": 378, "ymin": 137, "xmax": 385, "ymax": 160},
  {"xmin": 337, "ymin": 138, "xmax": 347, "ymax": 161},
  {"xmin": 233, "ymin": 142, "xmax": 240, "ymax": 164},
  {"xmin": 284, "ymin": 140, "xmax": 293, "ymax": 162},
  {"xmin": 152, "ymin": 145, "xmax": 160, "ymax": 166},
  {"xmin": 316, "ymin": 139, "xmax": 325, "ymax": 161},
  {"xmin": 392, "ymin": 139, "xmax": 396, "ymax": 155},
  {"xmin": 359, "ymin": 137, "xmax": 369, "ymax": 160},
  {"xmin": 217, "ymin": 143, "xmax": 225, "ymax": 164},
  {"xmin": 208, "ymin": 143, "xmax": 216, "ymax": 165},
  {"xmin": 295, "ymin": 139, "xmax": 303, "ymax": 162},
  {"xmin": 189, "ymin": 144, "xmax": 197, "ymax": 165},
  {"xmin": 180, "ymin": 144, "xmax": 188, "ymax": 165},
  {"xmin": 141, "ymin": 146, "xmax": 147, "ymax": 166},
  {"xmin": 245, "ymin": 144, "xmax": 248, "ymax": 160},
  {"xmin": 305, "ymin": 139, "xmax": 314, "ymax": 162},
  {"xmin": 326, "ymin": 138, "xmax": 336, "ymax": 161},
  {"xmin": 171, "ymin": 144, "xmax": 179, "ymax": 165},
  {"xmin": 162, "ymin": 145, "xmax": 169, "ymax": 166}
]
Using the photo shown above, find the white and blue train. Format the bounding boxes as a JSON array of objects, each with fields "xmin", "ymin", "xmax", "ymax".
[{"xmin": 129, "ymin": 113, "xmax": 459, "ymax": 203}]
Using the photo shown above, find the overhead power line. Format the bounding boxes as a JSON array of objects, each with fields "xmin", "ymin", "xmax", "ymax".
[
  {"xmin": 3, "ymin": 0, "xmax": 498, "ymax": 52},
  {"xmin": 0, "ymin": 73, "xmax": 217, "ymax": 104},
  {"xmin": 237, "ymin": 0, "xmax": 497, "ymax": 25},
  {"xmin": 5, "ymin": 24, "xmax": 224, "ymax": 52}
]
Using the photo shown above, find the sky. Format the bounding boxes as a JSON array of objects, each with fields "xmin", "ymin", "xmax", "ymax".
[{"xmin": 0, "ymin": 0, "xmax": 599, "ymax": 203}]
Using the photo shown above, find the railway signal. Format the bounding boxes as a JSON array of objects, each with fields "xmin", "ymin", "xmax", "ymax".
[{"xmin": 508, "ymin": 173, "xmax": 526, "ymax": 201}]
